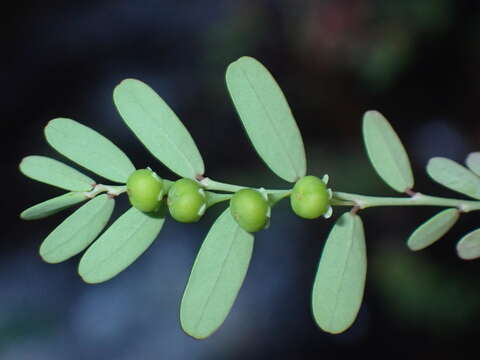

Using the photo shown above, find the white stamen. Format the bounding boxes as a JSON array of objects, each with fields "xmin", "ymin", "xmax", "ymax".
[
  {"xmin": 197, "ymin": 203, "xmax": 206, "ymax": 216},
  {"xmin": 151, "ymin": 171, "xmax": 161, "ymax": 182},
  {"xmin": 322, "ymin": 174, "xmax": 329, "ymax": 185},
  {"xmin": 259, "ymin": 187, "xmax": 269, "ymax": 201},
  {"xmin": 323, "ymin": 206, "xmax": 333, "ymax": 219}
]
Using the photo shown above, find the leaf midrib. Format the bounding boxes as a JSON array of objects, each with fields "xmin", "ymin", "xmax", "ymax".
[
  {"xmin": 371, "ymin": 119, "xmax": 410, "ymax": 190},
  {"xmin": 42, "ymin": 198, "xmax": 109, "ymax": 258},
  {"xmin": 123, "ymin": 84, "xmax": 198, "ymax": 178},
  {"xmin": 238, "ymin": 65, "xmax": 300, "ymax": 181},
  {"xmin": 193, "ymin": 224, "xmax": 240, "ymax": 335},
  {"xmin": 329, "ymin": 216, "xmax": 358, "ymax": 330},
  {"xmin": 81, "ymin": 210, "xmax": 158, "ymax": 278}
]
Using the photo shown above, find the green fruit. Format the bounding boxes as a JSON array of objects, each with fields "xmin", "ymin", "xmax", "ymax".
[
  {"xmin": 126, "ymin": 169, "xmax": 163, "ymax": 212},
  {"xmin": 290, "ymin": 175, "xmax": 330, "ymax": 219},
  {"xmin": 230, "ymin": 189, "xmax": 269, "ymax": 233},
  {"xmin": 168, "ymin": 178, "xmax": 206, "ymax": 223}
]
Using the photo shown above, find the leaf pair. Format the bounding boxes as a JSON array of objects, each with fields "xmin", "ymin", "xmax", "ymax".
[
  {"xmin": 115, "ymin": 57, "xmax": 308, "ymax": 183},
  {"xmin": 362, "ymin": 112, "xmax": 480, "ymax": 258},
  {"xmin": 20, "ymin": 117, "xmax": 136, "ymax": 220},
  {"xmin": 35, "ymin": 193, "xmax": 165, "ymax": 283},
  {"xmin": 407, "ymin": 153, "xmax": 480, "ymax": 254}
]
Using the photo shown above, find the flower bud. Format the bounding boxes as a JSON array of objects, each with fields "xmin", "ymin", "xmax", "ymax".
[
  {"xmin": 230, "ymin": 189, "xmax": 270, "ymax": 233},
  {"xmin": 168, "ymin": 178, "xmax": 206, "ymax": 223},
  {"xmin": 126, "ymin": 169, "xmax": 163, "ymax": 212},
  {"xmin": 290, "ymin": 175, "xmax": 330, "ymax": 219}
]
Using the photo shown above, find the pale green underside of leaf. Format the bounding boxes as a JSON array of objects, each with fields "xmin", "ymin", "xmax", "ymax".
[
  {"xmin": 20, "ymin": 155, "xmax": 95, "ymax": 191},
  {"xmin": 407, "ymin": 208, "xmax": 459, "ymax": 251},
  {"xmin": 20, "ymin": 192, "xmax": 87, "ymax": 220},
  {"xmin": 312, "ymin": 212, "xmax": 366, "ymax": 334},
  {"xmin": 113, "ymin": 79, "xmax": 204, "ymax": 179},
  {"xmin": 226, "ymin": 56, "xmax": 306, "ymax": 183},
  {"xmin": 457, "ymin": 229, "xmax": 480, "ymax": 260},
  {"xmin": 180, "ymin": 208, "xmax": 254, "ymax": 339},
  {"xmin": 45, "ymin": 118, "xmax": 135, "ymax": 183},
  {"xmin": 362, "ymin": 110, "xmax": 414, "ymax": 192},
  {"xmin": 465, "ymin": 152, "xmax": 480, "ymax": 177},
  {"xmin": 78, "ymin": 206, "xmax": 164, "ymax": 283},
  {"xmin": 427, "ymin": 157, "xmax": 480, "ymax": 199},
  {"xmin": 40, "ymin": 195, "xmax": 115, "ymax": 263}
]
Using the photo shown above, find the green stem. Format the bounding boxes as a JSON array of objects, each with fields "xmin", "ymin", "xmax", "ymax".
[
  {"xmin": 205, "ymin": 192, "xmax": 232, "ymax": 208},
  {"xmin": 268, "ymin": 191, "xmax": 291, "ymax": 206},
  {"xmin": 333, "ymin": 191, "xmax": 480, "ymax": 213},
  {"xmin": 198, "ymin": 177, "xmax": 289, "ymax": 195},
  {"xmin": 85, "ymin": 184, "xmax": 127, "ymax": 198}
]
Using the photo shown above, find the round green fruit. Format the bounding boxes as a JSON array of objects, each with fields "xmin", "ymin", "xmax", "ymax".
[
  {"xmin": 290, "ymin": 175, "xmax": 329, "ymax": 219},
  {"xmin": 126, "ymin": 169, "xmax": 164, "ymax": 213},
  {"xmin": 168, "ymin": 178, "xmax": 206, "ymax": 223},
  {"xmin": 230, "ymin": 189, "xmax": 269, "ymax": 233}
]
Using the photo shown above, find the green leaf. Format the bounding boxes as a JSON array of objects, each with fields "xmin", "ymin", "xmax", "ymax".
[
  {"xmin": 45, "ymin": 118, "xmax": 135, "ymax": 183},
  {"xmin": 465, "ymin": 152, "xmax": 480, "ymax": 177},
  {"xmin": 180, "ymin": 208, "xmax": 254, "ymax": 339},
  {"xmin": 225, "ymin": 56, "xmax": 306, "ymax": 183},
  {"xmin": 427, "ymin": 157, "xmax": 480, "ymax": 199},
  {"xmin": 407, "ymin": 208, "xmax": 459, "ymax": 251},
  {"xmin": 40, "ymin": 195, "xmax": 115, "ymax": 263},
  {"xmin": 457, "ymin": 229, "xmax": 480, "ymax": 260},
  {"xmin": 362, "ymin": 110, "xmax": 414, "ymax": 192},
  {"xmin": 78, "ymin": 206, "xmax": 165, "ymax": 283},
  {"xmin": 20, "ymin": 155, "xmax": 95, "ymax": 191},
  {"xmin": 312, "ymin": 212, "xmax": 366, "ymax": 334},
  {"xmin": 113, "ymin": 79, "xmax": 204, "ymax": 179},
  {"xmin": 20, "ymin": 192, "xmax": 87, "ymax": 220}
]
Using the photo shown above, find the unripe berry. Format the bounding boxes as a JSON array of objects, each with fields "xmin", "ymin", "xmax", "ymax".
[
  {"xmin": 290, "ymin": 175, "xmax": 330, "ymax": 219},
  {"xmin": 168, "ymin": 178, "xmax": 206, "ymax": 223},
  {"xmin": 230, "ymin": 189, "xmax": 270, "ymax": 233},
  {"xmin": 126, "ymin": 169, "xmax": 163, "ymax": 213}
]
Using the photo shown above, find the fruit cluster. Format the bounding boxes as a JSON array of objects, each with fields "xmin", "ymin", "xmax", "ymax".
[{"xmin": 126, "ymin": 169, "xmax": 332, "ymax": 232}]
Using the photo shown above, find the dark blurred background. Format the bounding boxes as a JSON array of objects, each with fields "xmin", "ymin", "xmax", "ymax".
[{"xmin": 3, "ymin": 0, "xmax": 480, "ymax": 358}]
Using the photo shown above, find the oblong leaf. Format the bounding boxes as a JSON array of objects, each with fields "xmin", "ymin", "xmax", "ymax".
[
  {"xmin": 457, "ymin": 229, "xmax": 480, "ymax": 260},
  {"xmin": 45, "ymin": 118, "xmax": 135, "ymax": 183},
  {"xmin": 20, "ymin": 192, "xmax": 87, "ymax": 220},
  {"xmin": 225, "ymin": 56, "xmax": 306, "ymax": 182},
  {"xmin": 363, "ymin": 110, "xmax": 414, "ymax": 192},
  {"xmin": 465, "ymin": 152, "xmax": 480, "ymax": 176},
  {"xmin": 312, "ymin": 212, "xmax": 366, "ymax": 334},
  {"xmin": 113, "ymin": 79, "xmax": 204, "ymax": 179},
  {"xmin": 427, "ymin": 157, "xmax": 480, "ymax": 199},
  {"xmin": 407, "ymin": 208, "xmax": 459, "ymax": 251},
  {"xmin": 20, "ymin": 155, "xmax": 95, "ymax": 191},
  {"xmin": 78, "ymin": 206, "xmax": 165, "ymax": 283},
  {"xmin": 180, "ymin": 208, "xmax": 254, "ymax": 339},
  {"xmin": 40, "ymin": 195, "xmax": 115, "ymax": 263}
]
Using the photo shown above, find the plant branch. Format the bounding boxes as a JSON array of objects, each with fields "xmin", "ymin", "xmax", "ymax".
[
  {"xmin": 198, "ymin": 177, "xmax": 290, "ymax": 195},
  {"xmin": 333, "ymin": 191, "xmax": 480, "ymax": 212}
]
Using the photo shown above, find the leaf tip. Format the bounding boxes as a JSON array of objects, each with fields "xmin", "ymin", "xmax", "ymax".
[
  {"xmin": 38, "ymin": 251, "xmax": 59, "ymax": 265},
  {"xmin": 362, "ymin": 110, "xmax": 383, "ymax": 124},
  {"xmin": 18, "ymin": 157, "xmax": 29, "ymax": 173},
  {"xmin": 77, "ymin": 267, "xmax": 102, "ymax": 284}
]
